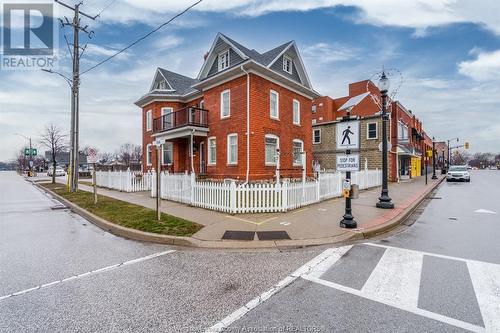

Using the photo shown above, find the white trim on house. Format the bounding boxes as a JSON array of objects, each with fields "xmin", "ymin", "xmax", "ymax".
[
  {"xmin": 227, "ymin": 133, "xmax": 238, "ymax": 165},
  {"xmin": 292, "ymin": 139, "xmax": 304, "ymax": 166},
  {"xmin": 148, "ymin": 68, "xmax": 172, "ymax": 92},
  {"xmin": 220, "ymin": 89, "xmax": 231, "ymax": 118},
  {"xmin": 293, "ymin": 99, "xmax": 301, "ymax": 125},
  {"xmin": 266, "ymin": 41, "xmax": 313, "ymax": 88},
  {"xmin": 313, "ymin": 128, "xmax": 321, "ymax": 144},
  {"xmin": 270, "ymin": 90, "xmax": 279, "ymax": 120},
  {"xmin": 367, "ymin": 122, "xmax": 378, "ymax": 140},
  {"xmin": 264, "ymin": 134, "xmax": 280, "ymax": 166},
  {"xmin": 146, "ymin": 110, "xmax": 152, "ymax": 131}
]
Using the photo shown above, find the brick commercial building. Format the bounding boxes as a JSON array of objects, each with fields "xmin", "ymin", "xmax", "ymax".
[
  {"xmin": 312, "ymin": 80, "xmax": 433, "ymax": 182},
  {"xmin": 135, "ymin": 33, "xmax": 320, "ymax": 181}
]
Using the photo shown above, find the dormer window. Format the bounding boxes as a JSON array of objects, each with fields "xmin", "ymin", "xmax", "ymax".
[
  {"xmin": 155, "ymin": 80, "xmax": 168, "ymax": 90},
  {"xmin": 218, "ymin": 50, "xmax": 230, "ymax": 71},
  {"xmin": 283, "ymin": 55, "xmax": 293, "ymax": 74}
]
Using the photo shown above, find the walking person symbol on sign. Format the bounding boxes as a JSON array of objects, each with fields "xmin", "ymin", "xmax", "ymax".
[{"xmin": 336, "ymin": 120, "xmax": 360, "ymax": 150}]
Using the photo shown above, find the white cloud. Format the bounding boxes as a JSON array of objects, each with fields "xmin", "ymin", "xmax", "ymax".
[
  {"xmin": 302, "ymin": 42, "xmax": 360, "ymax": 64},
  {"xmin": 458, "ymin": 49, "xmax": 500, "ymax": 81}
]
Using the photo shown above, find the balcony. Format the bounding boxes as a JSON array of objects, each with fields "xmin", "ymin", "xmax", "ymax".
[{"xmin": 153, "ymin": 107, "xmax": 208, "ymax": 133}]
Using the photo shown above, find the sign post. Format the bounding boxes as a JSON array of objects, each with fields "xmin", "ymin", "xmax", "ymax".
[
  {"xmin": 154, "ymin": 138, "xmax": 163, "ymax": 221},
  {"xmin": 336, "ymin": 118, "xmax": 360, "ymax": 228},
  {"xmin": 87, "ymin": 148, "xmax": 98, "ymax": 205}
]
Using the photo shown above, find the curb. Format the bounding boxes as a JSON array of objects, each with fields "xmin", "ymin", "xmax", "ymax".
[
  {"xmin": 34, "ymin": 178, "xmax": 443, "ymax": 249},
  {"xmin": 356, "ymin": 177, "xmax": 445, "ymax": 239}
]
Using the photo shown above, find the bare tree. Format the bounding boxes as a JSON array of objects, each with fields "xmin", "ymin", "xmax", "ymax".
[
  {"xmin": 117, "ymin": 143, "xmax": 142, "ymax": 167},
  {"xmin": 98, "ymin": 152, "xmax": 115, "ymax": 164},
  {"xmin": 40, "ymin": 124, "xmax": 67, "ymax": 184}
]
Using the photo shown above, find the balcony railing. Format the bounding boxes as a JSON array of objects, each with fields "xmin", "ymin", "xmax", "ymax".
[{"xmin": 153, "ymin": 107, "xmax": 208, "ymax": 133}]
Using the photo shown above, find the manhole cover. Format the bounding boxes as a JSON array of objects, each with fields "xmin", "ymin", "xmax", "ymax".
[
  {"xmin": 256, "ymin": 231, "xmax": 291, "ymax": 240},
  {"xmin": 222, "ymin": 231, "xmax": 255, "ymax": 241}
]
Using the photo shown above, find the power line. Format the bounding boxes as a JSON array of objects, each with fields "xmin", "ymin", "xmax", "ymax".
[
  {"xmin": 80, "ymin": 0, "xmax": 202, "ymax": 75},
  {"xmin": 95, "ymin": 0, "xmax": 118, "ymax": 18}
]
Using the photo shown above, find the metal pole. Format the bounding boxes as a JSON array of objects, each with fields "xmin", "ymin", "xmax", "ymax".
[
  {"xmin": 376, "ymin": 83, "xmax": 394, "ymax": 209},
  {"xmin": 447, "ymin": 140, "xmax": 450, "ymax": 171},
  {"xmin": 425, "ymin": 158, "xmax": 428, "ymax": 185},
  {"xmin": 28, "ymin": 137, "xmax": 33, "ymax": 176},
  {"xmin": 339, "ymin": 112, "xmax": 357, "ymax": 228},
  {"xmin": 156, "ymin": 146, "xmax": 161, "ymax": 221},
  {"xmin": 70, "ymin": 4, "xmax": 80, "ymax": 192},
  {"xmin": 432, "ymin": 139, "xmax": 437, "ymax": 179}
]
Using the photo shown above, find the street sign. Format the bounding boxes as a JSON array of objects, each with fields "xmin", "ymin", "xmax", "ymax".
[
  {"xmin": 342, "ymin": 179, "xmax": 351, "ymax": 190},
  {"xmin": 378, "ymin": 141, "xmax": 392, "ymax": 152},
  {"xmin": 336, "ymin": 154, "xmax": 360, "ymax": 172},
  {"xmin": 87, "ymin": 148, "xmax": 98, "ymax": 164},
  {"xmin": 24, "ymin": 148, "xmax": 37, "ymax": 156},
  {"xmin": 336, "ymin": 120, "xmax": 360, "ymax": 150}
]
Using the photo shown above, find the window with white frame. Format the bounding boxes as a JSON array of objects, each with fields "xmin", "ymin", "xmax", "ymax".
[
  {"xmin": 146, "ymin": 110, "xmax": 152, "ymax": 131},
  {"xmin": 221, "ymin": 89, "xmax": 230, "ymax": 118},
  {"xmin": 161, "ymin": 107, "xmax": 173, "ymax": 129},
  {"xmin": 270, "ymin": 90, "xmax": 279, "ymax": 119},
  {"xmin": 312, "ymin": 105, "xmax": 317, "ymax": 113},
  {"xmin": 208, "ymin": 137, "xmax": 216, "ymax": 165},
  {"xmin": 398, "ymin": 121, "xmax": 409, "ymax": 141},
  {"xmin": 146, "ymin": 144, "xmax": 152, "ymax": 166},
  {"xmin": 293, "ymin": 139, "xmax": 304, "ymax": 166},
  {"xmin": 265, "ymin": 135, "xmax": 279, "ymax": 165},
  {"xmin": 162, "ymin": 142, "xmax": 173, "ymax": 165},
  {"xmin": 158, "ymin": 81, "xmax": 167, "ymax": 90},
  {"xmin": 283, "ymin": 55, "xmax": 293, "ymax": 74},
  {"xmin": 293, "ymin": 99, "xmax": 300, "ymax": 125},
  {"xmin": 218, "ymin": 50, "xmax": 230, "ymax": 71},
  {"xmin": 313, "ymin": 128, "xmax": 321, "ymax": 144},
  {"xmin": 367, "ymin": 122, "xmax": 378, "ymax": 140},
  {"xmin": 227, "ymin": 134, "xmax": 238, "ymax": 165}
]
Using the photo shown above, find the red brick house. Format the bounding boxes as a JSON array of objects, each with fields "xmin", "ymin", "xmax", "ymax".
[
  {"xmin": 312, "ymin": 80, "xmax": 433, "ymax": 182},
  {"xmin": 135, "ymin": 33, "xmax": 320, "ymax": 181}
]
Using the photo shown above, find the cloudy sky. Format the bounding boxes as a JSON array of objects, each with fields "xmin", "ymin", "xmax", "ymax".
[{"xmin": 1, "ymin": 0, "xmax": 499, "ymax": 161}]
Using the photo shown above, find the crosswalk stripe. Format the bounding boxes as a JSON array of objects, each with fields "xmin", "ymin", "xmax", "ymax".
[
  {"xmin": 361, "ymin": 247, "xmax": 423, "ymax": 309},
  {"xmin": 304, "ymin": 245, "xmax": 353, "ymax": 279},
  {"xmin": 467, "ymin": 260, "xmax": 500, "ymax": 332}
]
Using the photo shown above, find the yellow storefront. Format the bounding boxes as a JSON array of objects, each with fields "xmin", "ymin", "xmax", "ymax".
[{"xmin": 411, "ymin": 157, "xmax": 422, "ymax": 177}]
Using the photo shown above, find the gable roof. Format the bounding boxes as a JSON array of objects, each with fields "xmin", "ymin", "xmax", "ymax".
[
  {"xmin": 150, "ymin": 68, "xmax": 199, "ymax": 96},
  {"xmin": 337, "ymin": 92, "xmax": 370, "ymax": 111}
]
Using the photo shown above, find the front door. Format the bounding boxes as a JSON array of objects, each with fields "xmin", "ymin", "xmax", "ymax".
[{"xmin": 200, "ymin": 142, "xmax": 206, "ymax": 174}]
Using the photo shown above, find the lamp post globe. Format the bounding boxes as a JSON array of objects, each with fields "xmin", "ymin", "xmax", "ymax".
[{"xmin": 376, "ymin": 70, "xmax": 394, "ymax": 209}]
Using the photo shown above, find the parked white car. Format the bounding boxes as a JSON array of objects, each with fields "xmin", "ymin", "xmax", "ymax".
[
  {"xmin": 446, "ymin": 165, "xmax": 470, "ymax": 182},
  {"xmin": 47, "ymin": 167, "xmax": 66, "ymax": 177}
]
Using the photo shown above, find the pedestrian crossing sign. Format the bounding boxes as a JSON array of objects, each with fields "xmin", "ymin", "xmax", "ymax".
[{"xmin": 336, "ymin": 120, "xmax": 360, "ymax": 150}]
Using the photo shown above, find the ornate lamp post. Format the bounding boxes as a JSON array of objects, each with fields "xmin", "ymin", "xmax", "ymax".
[{"xmin": 376, "ymin": 71, "xmax": 394, "ymax": 209}]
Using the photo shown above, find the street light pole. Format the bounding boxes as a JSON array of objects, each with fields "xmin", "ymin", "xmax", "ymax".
[
  {"xmin": 432, "ymin": 137, "xmax": 437, "ymax": 179},
  {"xmin": 376, "ymin": 71, "xmax": 394, "ymax": 209},
  {"xmin": 14, "ymin": 133, "xmax": 33, "ymax": 176}
]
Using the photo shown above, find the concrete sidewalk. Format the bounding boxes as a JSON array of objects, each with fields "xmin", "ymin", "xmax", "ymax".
[{"xmin": 39, "ymin": 174, "xmax": 444, "ymax": 248}]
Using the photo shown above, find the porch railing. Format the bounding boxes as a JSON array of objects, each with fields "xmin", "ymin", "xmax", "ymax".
[{"xmin": 153, "ymin": 107, "xmax": 208, "ymax": 133}]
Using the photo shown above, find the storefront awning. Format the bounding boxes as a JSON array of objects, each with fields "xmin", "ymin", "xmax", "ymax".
[{"xmin": 397, "ymin": 144, "xmax": 421, "ymax": 157}]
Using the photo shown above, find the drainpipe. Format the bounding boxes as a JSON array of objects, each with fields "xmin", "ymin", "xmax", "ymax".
[{"xmin": 240, "ymin": 65, "xmax": 250, "ymax": 184}]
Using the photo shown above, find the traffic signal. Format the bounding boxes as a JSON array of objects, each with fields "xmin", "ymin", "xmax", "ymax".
[{"xmin": 464, "ymin": 142, "xmax": 470, "ymax": 149}]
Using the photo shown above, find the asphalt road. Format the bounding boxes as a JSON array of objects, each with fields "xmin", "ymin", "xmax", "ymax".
[{"xmin": 1, "ymin": 170, "xmax": 499, "ymax": 332}]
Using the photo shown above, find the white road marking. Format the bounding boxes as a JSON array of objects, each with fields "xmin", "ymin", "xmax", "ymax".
[
  {"xmin": 474, "ymin": 209, "xmax": 497, "ymax": 214},
  {"xmin": 279, "ymin": 221, "xmax": 291, "ymax": 226},
  {"xmin": 205, "ymin": 246, "xmax": 353, "ymax": 333},
  {"xmin": 467, "ymin": 261, "xmax": 500, "ymax": 332},
  {"xmin": 304, "ymin": 275, "xmax": 485, "ymax": 333},
  {"xmin": 303, "ymin": 246, "xmax": 353, "ymax": 279},
  {"xmin": 362, "ymin": 247, "xmax": 423, "ymax": 308},
  {"xmin": 317, "ymin": 208, "xmax": 327, "ymax": 211},
  {"xmin": 0, "ymin": 250, "xmax": 176, "ymax": 302}
]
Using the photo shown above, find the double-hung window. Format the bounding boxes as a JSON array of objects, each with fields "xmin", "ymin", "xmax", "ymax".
[
  {"xmin": 283, "ymin": 55, "xmax": 293, "ymax": 74},
  {"xmin": 227, "ymin": 134, "xmax": 238, "ymax": 165},
  {"xmin": 162, "ymin": 142, "xmax": 173, "ymax": 165},
  {"xmin": 146, "ymin": 144, "xmax": 152, "ymax": 166},
  {"xmin": 146, "ymin": 110, "xmax": 152, "ymax": 131},
  {"xmin": 218, "ymin": 50, "xmax": 230, "ymax": 71},
  {"xmin": 208, "ymin": 137, "xmax": 216, "ymax": 166},
  {"xmin": 367, "ymin": 122, "xmax": 378, "ymax": 140},
  {"xmin": 293, "ymin": 99, "xmax": 300, "ymax": 125},
  {"xmin": 270, "ymin": 90, "xmax": 279, "ymax": 119},
  {"xmin": 293, "ymin": 139, "xmax": 304, "ymax": 166},
  {"xmin": 265, "ymin": 135, "xmax": 279, "ymax": 166},
  {"xmin": 221, "ymin": 90, "xmax": 230, "ymax": 118},
  {"xmin": 313, "ymin": 129, "xmax": 321, "ymax": 144}
]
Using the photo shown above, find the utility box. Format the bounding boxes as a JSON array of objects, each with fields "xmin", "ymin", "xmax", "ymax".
[{"xmin": 350, "ymin": 184, "xmax": 360, "ymax": 199}]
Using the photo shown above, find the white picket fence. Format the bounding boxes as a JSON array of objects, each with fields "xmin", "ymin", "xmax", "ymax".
[
  {"xmin": 150, "ymin": 169, "xmax": 382, "ymax": 214},
  {"xmin": 95, "ymin": 170, "xmax": 152, "ymax": 193}
]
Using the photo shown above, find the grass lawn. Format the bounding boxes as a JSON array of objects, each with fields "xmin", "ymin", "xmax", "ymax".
[
  {"xmin": 79, "ymin": 180, "xmax": 93, "ymax": 186},
  {"xmin": 41, "ymin": 183, "xmax": 202, "ymax": 237}
]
